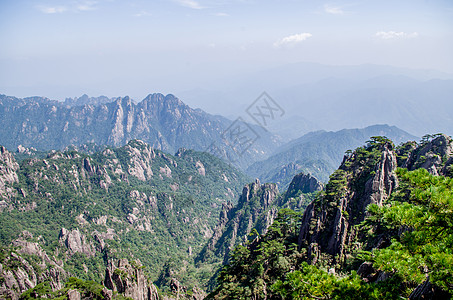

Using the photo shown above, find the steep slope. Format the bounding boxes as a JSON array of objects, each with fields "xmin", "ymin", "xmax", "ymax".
[
  {"xmin": 298, "ymin": 134, "xmax": 453, "ymax": 266},
  {"xmin": 210, "ymin": 134, "xmax": 453, "ymax": 299},
  {"xmin": 0, "ymin": 140, "xmax": 250, "ymax": 298},
  {"xmin": 197, "ymin": 172, "xmax": 323, "ymax": 284},
  {"xmin": 197, "ymin": 179, "xmax": 280, "ymax": 265},
  {"xmin": 0, "ymin": 93, "xmax": 282, "ymax": 169},
  {"xmin": 247, "ymin": 124, "xmax": 418, "ymax": 187}
]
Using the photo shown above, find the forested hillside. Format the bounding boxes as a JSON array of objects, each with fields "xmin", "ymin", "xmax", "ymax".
[
  {"xmin": 0, "ymin": 140, "xmax": 250, "ymax": 299},
  {"xmin": 1, "ymin": 134, "xmax": 452, "ymax": 299},
  {"xmin": 210, "ymin": 134, "xmax": 453, "ymax": 299}
]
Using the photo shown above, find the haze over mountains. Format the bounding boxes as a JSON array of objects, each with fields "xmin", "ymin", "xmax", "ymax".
[
  {"xmin": 247, "ymin": 125, "xmax": 418, "ymax": 188},
  {"xmin": 0, "ymin": 76, "xmax": 451, "ymax": 299},
  {"xmin": 0, "ymin": 88, "xmax": 426, "ymax": 179},
  {"xmin": 178, "ymin": 63, "xmax": 453, "ymax": 138},
  {"xmin": 0, "ymin": 93, "xmax": 281, "ymax": 170}
]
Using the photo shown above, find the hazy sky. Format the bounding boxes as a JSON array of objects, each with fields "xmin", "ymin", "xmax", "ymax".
[{"xmin": 1, "ymin": 0, "xmax": 452, "ymax": 102}]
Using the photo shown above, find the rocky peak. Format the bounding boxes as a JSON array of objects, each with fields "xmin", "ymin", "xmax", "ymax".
[
  {"xmin": 238, "ymin": 178, "xmax": 277, "ymax": 209},
  {"xmin": 197, "ymin": 180, "xmax": 279, "ymax": 263},
  {"xmin": 64, "ymin": 94, "xmax": 115, "ymax": 107},
  {"xmin": 364, "ymin": 143, "xmax": 398, "ymax": 208},
  {"xmin": 59, "ymin": 228, "xmax": 95, "ymax": 257},
  {"xmin": 286, "ymin": 172, "xmax": 324, "ymax": 195},
  {"xmin": 142, "ymin": 93, "xmax": 185, "ymax": 108},
  {"xmin": 1, "ymin": 231, "xmax": 67, "ymax": 300},
  {"xmin": 0, "ymin": 146, "xmax": 19, "ymax": 201},
  {"xmin": 104, "ymin": 259, "xmax": 159, "ymax": 300},
  {"xmin": 278, "ymin": 172, "xmax": 324, "ymax": 210},
  {"xmin": 298, "ymin": 141, "xmax": 399, "ymax": 264},
  {"xmin": 401, "ymin": 134, "xmax": 453, "ymax": 176}
]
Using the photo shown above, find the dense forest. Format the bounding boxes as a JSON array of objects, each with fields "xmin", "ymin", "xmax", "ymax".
[{"xmin": 1, "ymin": 134, "xmax": 452, "ymax": 299}]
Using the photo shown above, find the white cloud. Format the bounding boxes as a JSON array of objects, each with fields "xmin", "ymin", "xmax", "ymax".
[
  {"xmin": 324, "ymin": 4, "xmax": 344, "ymax": 15},
  {"xmin": 274, "ymin": 33, "xmax": 312, "ymax": 48},
  {"xmin": 77, "ymin": 1, "xmax": 97, "ymax": 12},
  {"xmin": 213, "ymin": 12, "xmax": 229, "ymax": 17},
  {"xmin": 134, "ymin": 10, "xmax": 152, "ymax": 17},
  {"xmin": 176, "ymin": 0, "xmax": 205, "ymax": 9},
  {"xmin": 38, "ymin": 6, "xmax": 67, "ymax": 14},
  {"xmin": 37, "ymin": 1, "xmax": 97, "ymax": 14},
  {"xmin": 375, "ymin": 31, "xmax": 419, "ymax": 40}
]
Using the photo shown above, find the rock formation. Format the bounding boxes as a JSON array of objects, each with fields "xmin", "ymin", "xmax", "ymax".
[
  {"xmin": 59, "ymin": 228, "xmax": 95, "ymax": 257},
  {"xmin": 0, "ymin": 231, "xmax": 67, "ymax": 300},
  {"xmin": 0, "ymin": 146, "xmax": 19, "ymax": 203},
  {"xmin": 197, "ymin": 179, "xmax": 280, "ymax": 263},
  {"xmin": 298, "ymin": 141, "xmax": 398, "ymax": 264},
  {"xmin": 104, "ymin": 259, "xmax": 159, "ymax": 300},
  {"xmin": 298, "ymin": 135, "xmax": 453, "ymax": 267}
]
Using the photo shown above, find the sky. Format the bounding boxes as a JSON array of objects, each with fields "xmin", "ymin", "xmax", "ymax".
[{"xmin": 0, "ymin": 0, "xmax": 452, "ymax": 104}]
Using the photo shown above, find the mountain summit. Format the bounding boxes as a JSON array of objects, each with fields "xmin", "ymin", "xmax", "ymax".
[{"xmin": 0, "ymin": 93, "xmax": 281, "ymax": 170}]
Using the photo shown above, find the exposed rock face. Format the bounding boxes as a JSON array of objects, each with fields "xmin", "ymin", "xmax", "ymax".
[
  {"xmin": 59, "ymin": 228, "xmax": 95, "ymax": 256},
  {"xmin": 162, "ymin": 277, "xmax": 206, "ymax": 300},
  {"xmin": 286, "ymin": 172, "xmax": 324, "ymax": 195},
  {"xmin": 197, "ymin": 179, "xmax": 280, "ymax": 263},
  {"xmin": 0, "ymin": 231, "xmax": 67, "ymax": 300},
  {"xmin": 276, "ymin": 172, "xmax": 324, "ymax": 210},
  {"xmin": 126, "ymin": 140, "xmax": 156, "ymax": 181},
  {"xmin": 0, "ymin": 146, "xmax": 19, "ymax": 203},
  {"xmin": 298, "ymin": 142, "xmax": 398, "ymax": 264},
  {"xmin": 195, "ymin": 161, "xmax": 206, "ymax": 176},
  {"xmin": 104, "ymin": 259, "xmax": 159, "ymax": 300},
  {"xmin": 402, "ymin": 134, "xmax": 453, "ymax": 176},
  {"xmin": 67, "ymin": 289, "xmax": 81, "ymax": 300},
  {"xmin": 298, "ymin": 136, "xmax": 453, "ymax": 267},
  {"xmin": 363, "ymin": 144, "xmax": 398, "ymax": 208},
  {"xmin": 0, "ymin": 93, "xmax": 281, "ymax": 170}
]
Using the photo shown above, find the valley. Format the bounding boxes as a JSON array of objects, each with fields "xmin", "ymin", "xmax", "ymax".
[{"xmin": 0, "ymin": 92, "xmax": 452, "ymax": 299}]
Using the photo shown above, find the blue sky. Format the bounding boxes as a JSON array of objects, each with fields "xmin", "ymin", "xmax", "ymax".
[{"xmin": 0, "ymin": 0, "xmax": 452, "ymax": 102}]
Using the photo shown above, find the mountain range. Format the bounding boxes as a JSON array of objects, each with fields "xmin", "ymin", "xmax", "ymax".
[
  {"xmin": 0, "ymin": 93, "xmax": 281, "ymax": 170},
  {"xmin": 247, "ymin": 124, "xmax": 418, "ymax": 188},
  {"xmin": 178, "ymin": 63, "xmax": 453, "ymax": 138},
  {"xmin": 1, "ymin": 89, "xmax": 452, "ymax": 298}
]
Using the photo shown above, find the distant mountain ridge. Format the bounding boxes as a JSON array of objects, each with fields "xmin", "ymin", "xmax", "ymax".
[
  {"xmin": 247, "ymin": 124, "xmax": 419, "ymax": 188},
  {"xmin": 178, "ymin": 63, "xmax": 453, "ymax": 138},
  {"xmin": 0, "ymin": 93, "xmax": 282, "ymax": 170},
  {"xmin": 63, "ymin": 94, "xmax": 120, "ymax": 107}
]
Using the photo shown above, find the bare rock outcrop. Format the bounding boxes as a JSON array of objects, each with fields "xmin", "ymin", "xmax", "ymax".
[
  {"xmin": 298, "ymin": 142, "xmax": 398, "ymax": 264},
  {"xmin": 0, "ymin": 146, "xmax": 19, "ymax": 203},
  {"xmin": 197, "ymin": 179, "xmax": 279, "ymax": 263},
  {"xmin": 59, "ymin": 228, "xmax": 95, "ymax": 257},
  {"xmin": 401, "ymin": 134, "xmax": 453, "ymax": 176},
  {"xmin": 104, "ymin": 259, "xmax": 159, "ymax": 300},
  {"xmin": 0, "ymin": 231, "xmax": 67, "ymax": 300},
  {"xmin": 286, "ymin": 172, "xmax": 324, "ymax": 195},
  {"xmin": 126, "ymin": 141, "xmax": 156, "ymax": 181}
]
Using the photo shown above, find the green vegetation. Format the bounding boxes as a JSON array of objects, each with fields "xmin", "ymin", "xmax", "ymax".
[
  {"xmin": 0, "ymin": 140, "xmax": 249, "ymax": 294},
  {"xmin": 208, "ymin": 209, "xmax": 304, "ymax": 299},
  {"xmin": 209, "ymin": 208, "xmax": 406, "ymax": 299},
  {"xmin": 211, "ymin": 136, "xmax": 453, "ymax": 299},
  {"xmin": 20, "ymin": 277, "xmax": 105, "ymax": 299},
  {"xmin": 367, "ymin": 168, "xmax": 453, "ymax": 292},
  {"xmin": 3, "ymin": 133, "xmax": 453, "ymax": 299}
]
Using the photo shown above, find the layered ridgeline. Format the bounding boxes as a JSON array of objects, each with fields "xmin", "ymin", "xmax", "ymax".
[
  {"xmin": 0, "ymin": 93, "xmax": 281, "ymax": 170},
  {"xmin": 0, "ymin": 140, "xmax": 250, "ymax": 299},
  {"xmin": 211, "ymin": 134, "xmax": 453, "ymax": 299},
  {"xmin": 247, "ymin": 124, "xmax": 418, "ymax": 189},
  {"xmin": 195, "ymin": 173, "xmax": 323, "ymax": 290}
]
